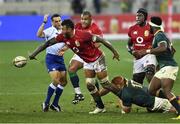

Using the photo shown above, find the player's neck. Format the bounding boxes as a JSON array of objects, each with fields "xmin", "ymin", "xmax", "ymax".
[{"xmin": 139, "ymin": 21, "xmax": 146, "ymax": 27}]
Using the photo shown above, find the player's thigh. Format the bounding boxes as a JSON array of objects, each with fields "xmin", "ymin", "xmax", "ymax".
[
  {"xmin": 69, "ymin": 54, "xmax": 84, "ymax": 72},
  {"xmin": 69, "ymin": 60, "xmax": 83, "ymax": 72},
  {"xmin": 133, "ymin": 59, "xmax": 144, "ymax": 74},
  {"xmin": 84, "ymin": 69, "xmax": 96, "ymax": 78},
  {"xmin": 96, "ymin": 71, "xmax": 108, "ymax": 80},
  {"xmin": 59, "ymin": 71, "xmax": 67, "ymax": 86},
  {"xmin": 161, "ymin": 78, "xmax": 174, "ymax": 94},
  {"xmin": 148, "ymin": 76, "xmax": 161, "ymax": 95}
]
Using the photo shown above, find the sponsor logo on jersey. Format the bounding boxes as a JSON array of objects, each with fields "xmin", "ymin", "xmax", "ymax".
[
  {"xmin": 144, "ymin": 30, "xmax": 149, "ymax": 37},
  {"xmin": 136, "ymin": 37, "xmax": 143, "ymax": 43},
  {"xmin": 75, "ymin": 40, "xmax": 80, "ymax": 47}
]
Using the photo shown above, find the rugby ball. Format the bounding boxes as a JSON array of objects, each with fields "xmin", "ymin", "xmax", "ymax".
[{"xmin": 13, "ymin": 56, "xmax": 27, "ymax": 68}]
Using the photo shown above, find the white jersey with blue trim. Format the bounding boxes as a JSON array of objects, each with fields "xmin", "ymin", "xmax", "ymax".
[{"xmin": 43, "ymin": 26, "xmax": 65, "ymax": 55}]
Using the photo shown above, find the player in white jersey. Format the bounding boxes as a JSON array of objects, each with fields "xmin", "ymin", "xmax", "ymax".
[{"xmin": 36, "ymin": 14, "xmax": 67, "ymax": 112}]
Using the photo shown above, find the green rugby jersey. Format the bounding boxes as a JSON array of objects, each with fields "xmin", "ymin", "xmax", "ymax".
[
  {"xmin": 117, "ymin": 80, "xmax": 154, "ymax": 108},
  {"xmin": 152, "ymin": 31, "xmax": 177, "ymax": 68}
]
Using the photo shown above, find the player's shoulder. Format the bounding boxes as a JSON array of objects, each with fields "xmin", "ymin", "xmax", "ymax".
[
  {"xmin": 45, "ymin": 26, "xmax": 55, "ymax": 31},
  {"xmin": 75, "ymin": 22, "xmax": 82, "ymax": 29},
  {"xmin": 75, "ymin": 29, "xmax": 92, "ymax": 38},
  {"xmin": 91, "ymin": 22, "xmax": 98, "ymax": 26},
  {"xmin": 56, "ymin": 33, "xmax": 64, "ymax": 41},
  {"xmin": 76, "ymin": 29, "xmax": 89, "ymax": 35},
  {"xmin": 91, "ymin": 22, "xmax": 100, "ymax": 28},
  {"xmin": 44, "ymin": 26, "xmax": 57, "ymax": 33},
  {"xmin": 156, "ymin": 31, "xmax": 167, "ymax": 40},
  {"xmin": 144, "ymin": 23, "xmax": 151, "ymax": 29},
  {"xmin": 128, "ymin": 23, "xmax": 138, "ymax": 30}
]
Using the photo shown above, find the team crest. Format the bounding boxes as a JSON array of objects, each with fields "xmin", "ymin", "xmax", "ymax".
[
  {"xmin": 144, "ymin": 30, "xmax": 149, "ymax": 36},
  {"xmin": 75, "ymin": 40, "xmax": 80, "ymax": 47},
  {"xmin": 133, "ymin": 31, "xmax": 137, "ymax": 35}
]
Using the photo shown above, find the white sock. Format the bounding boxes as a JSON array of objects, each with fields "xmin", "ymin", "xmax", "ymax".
[
  {"xmin": 74, "ymin": 87, "xmax": 81, "ymax": 94},
  {"xmin": 57, "ymin": 84, "xmax": 64, "ymax": 90},
  {"xmin": 50, "ymin": 83, "xmax": 57, "ymax": 89}
]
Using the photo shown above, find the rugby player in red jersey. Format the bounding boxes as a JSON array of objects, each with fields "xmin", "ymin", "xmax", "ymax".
[
  {"xmin": 29, "ymin": 19, "xmax": 120, "ymax": 114},
  {"xmin": 127, "ymin": 8, "xmax": 156, "ymax": 84},
  {"xmin": 68, "ymin": 11, "xmax": 103, "ymax": 104}
]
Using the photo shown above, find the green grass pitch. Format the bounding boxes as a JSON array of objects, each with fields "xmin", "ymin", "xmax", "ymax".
[{"xmin": 0, "ymin": 41, "xmax": 180, "ymax": 123}]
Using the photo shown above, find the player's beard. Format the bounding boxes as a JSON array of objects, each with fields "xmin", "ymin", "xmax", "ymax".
[{"xmin": 64, "ymin": 33, "xmax": 71, "ymax": 39}]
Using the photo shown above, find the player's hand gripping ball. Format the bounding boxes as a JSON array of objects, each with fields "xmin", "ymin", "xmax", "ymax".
[{"xmin": 13, "ymin": 56, "xmax": 27, "ymax": 68}]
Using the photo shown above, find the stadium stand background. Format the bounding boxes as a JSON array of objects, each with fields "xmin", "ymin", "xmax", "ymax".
[
  {"xmin": 0, "ymin": 0, "xmax": 180, "ymax": 15},
  {"xmin": 0, "ymin": 0, "xmax": 180, "ymax": 40}
]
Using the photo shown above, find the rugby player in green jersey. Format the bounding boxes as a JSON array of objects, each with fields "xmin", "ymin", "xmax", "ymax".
[
  {"xmin": 137, "ymin": 16, "xmax": 180, "ymax": 119},
  {"xmin": 99, "ymin": 75, "xmax": 176, "ymax": 114}
]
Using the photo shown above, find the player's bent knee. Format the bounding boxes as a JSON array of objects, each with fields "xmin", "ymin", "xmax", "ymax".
[
  {"xmin": 52, "ymin": 78, "xmax": 60, "ymax": 86},
  {"xmin": 60, "ymin": 80, "xmax": 67, "ymax": 87},
  {"xmin": 145, "ymin": 66, "xmax": 155, "ymax": 76}
]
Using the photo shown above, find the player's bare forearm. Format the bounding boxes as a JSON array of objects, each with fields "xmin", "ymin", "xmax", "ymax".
[
  {"xmin": 37, "ymin": 14, "xmax": 48, "ymax": 37},
  {"xmin": 37, "ymin": 23, "xmax": 45, "ymax": 37},
  {"xmin": 150, "ymin": 42, "xmax": 167, "ymax": 55},
  {"xmin": 95, "ymin": 36, "xmax": 120, "ymax": 61},
  {"xmin": 29, "ymin": 38, "xmax": 56, "ymax": 59},
  {"xmin": 58, "ymin": 45, "xmax": 69, "ymax": 56},
  {"xmin": 138, "ymin": 42, "xmax": 167, "ymax": 57},
  {"xmin": 127, "ymin": 38, "xmax": 133, "ymax": 54}
]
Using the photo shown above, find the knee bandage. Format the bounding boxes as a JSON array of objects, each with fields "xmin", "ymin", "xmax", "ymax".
[
  {"xmin": 86, "ymin": 78, "xmax": 97, "ymax": 94},
  {"xmin": 99, "ymin": 76, "xmax": 110, "ymax": 87},
  {"xmin": 145, "ymin": 66, "xmax": 155, "ymax": 75},
  {"xmin": 86, "ymin": 78, "xmax": 96, "ymax": 85}
]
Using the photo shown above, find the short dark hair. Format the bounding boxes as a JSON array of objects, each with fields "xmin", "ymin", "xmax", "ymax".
[
  {"xmin": 150, "ymin": 16, "xmax": 162, "ymax": 26},
  {"xmin": 61, "ymin": 19, "xmax": 74, "ymax": 29},
  {"xmin": 137, "ymin": 8, "xmax": 148, "ymax": 20},
  {"xmin": 82, "ymin": 10, "xmax": 92, "ymax": 17},
  {"xmin": 51, "ymin": 14, "xmax": 61, "ymax": 21}
]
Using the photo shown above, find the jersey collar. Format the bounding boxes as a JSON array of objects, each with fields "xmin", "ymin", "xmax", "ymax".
[{"xmin": 154, "ymin": 29, "xmax": 162, "ymax": 36}]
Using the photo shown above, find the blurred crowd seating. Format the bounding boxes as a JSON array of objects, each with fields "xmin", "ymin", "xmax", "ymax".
[{"xmin": 0, "ymin": 0, "xmax": 180, "ymax": 15}]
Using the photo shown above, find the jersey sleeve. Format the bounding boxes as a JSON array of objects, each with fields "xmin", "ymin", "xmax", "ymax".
[
  {"xmin": 127, "ymin": 26, "xmax": 132, "ymax": 37},
  {"xmin": 122, "ymin": 98, "xmax": 132, "ymax": 107},
  {"xmin": 156, "ymin": 33, "xmax": 168, "ymax": 47},
  {"xmin": 92, "ymin": 26, "xmax": 103, "ymax": 37},
  {"xmin": 75, "ymin": 22, "xmax": 81, "ymax": 30}
]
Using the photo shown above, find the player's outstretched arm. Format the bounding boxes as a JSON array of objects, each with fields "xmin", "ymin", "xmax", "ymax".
[
  {"xmin": 29, "ymin": 38, "xmax": 56, "ymax": 60},
  {"xmin": 94, "ymin": 36, "xmax": 120, "ymax": 61},
  {"xmin": 37, "ymin": 14, "xmax": 49, "ymax": 38}
]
